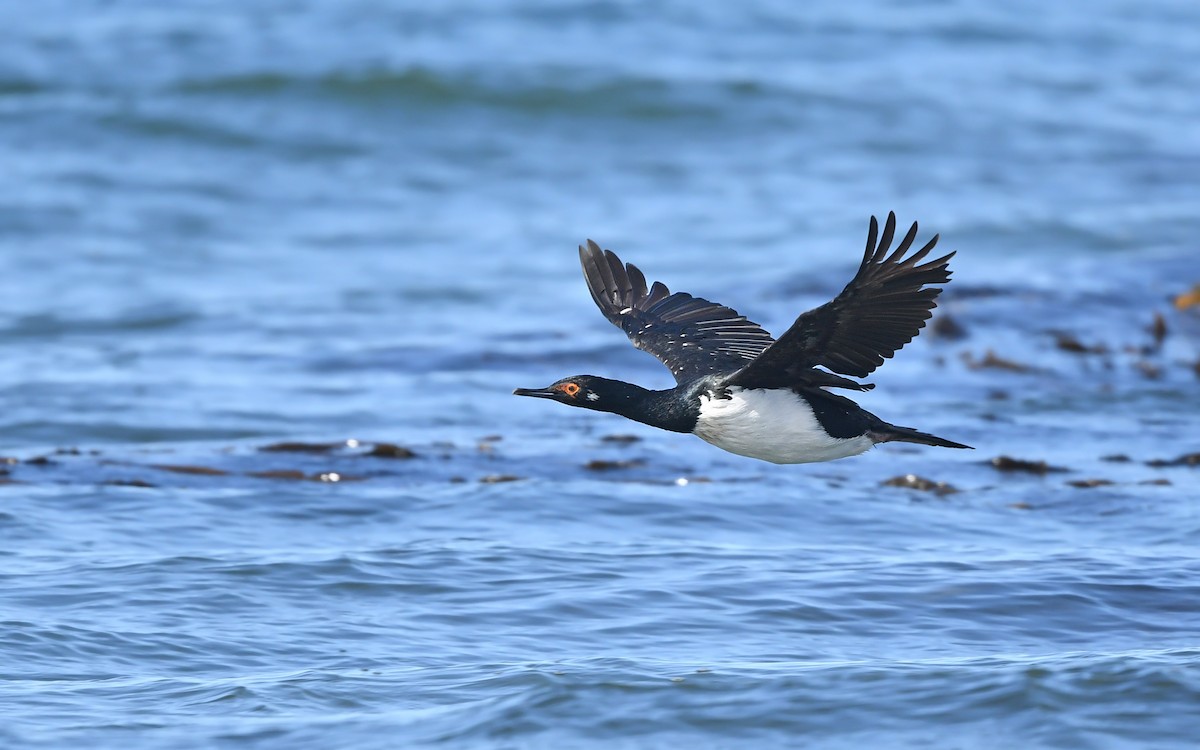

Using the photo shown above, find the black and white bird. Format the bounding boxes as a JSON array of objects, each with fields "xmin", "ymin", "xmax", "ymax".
[{"xmin": 514, "ymin": 213, "xmax": 971, "ymax": 463}]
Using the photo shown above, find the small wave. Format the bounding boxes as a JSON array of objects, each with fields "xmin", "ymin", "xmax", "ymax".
[
  {"xmin": 1, "ymin": 308, "xmax": 199, "ymax": 338},
  {"xmin": 0, "ymin": 78, "xmax": 41, "ymax": 97},
  {"xmin": 354, "ymin": 650, "xmax": 1200, "ymax": 746},
  {"xmin": 172, "ymin": 66, "xmax": 774, "ymax": 121},
  {"xmin": 94, "ymin": 110, "xmax": 362, "ymax": 158}
]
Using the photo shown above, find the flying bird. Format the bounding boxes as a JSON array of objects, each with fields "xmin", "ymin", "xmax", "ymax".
[{"xmin": 514, "ymin": 213, "xmax": 971, "ymax": 463}]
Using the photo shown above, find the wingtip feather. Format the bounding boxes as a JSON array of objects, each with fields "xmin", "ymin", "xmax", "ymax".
[
  {"xmin": 862, "ymin": 215, "xmax": 880, "ymax": 265},
  {"xmin": 883, "ymin": 221, "xmax": 920, "ymax": 265},
  {"xmin": 874, "ymin": 212, "xmax": 898, "ymax": 264}
]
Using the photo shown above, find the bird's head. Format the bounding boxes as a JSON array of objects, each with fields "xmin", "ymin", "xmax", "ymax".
[{"xmin": 512, "ymin": 375, "xmax": 625, "ymax": 412}]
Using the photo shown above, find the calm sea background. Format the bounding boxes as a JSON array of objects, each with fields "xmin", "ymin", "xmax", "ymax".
[{"xmin": 2, "ymin": 2, "xmax": 1199, "ymax": 748}]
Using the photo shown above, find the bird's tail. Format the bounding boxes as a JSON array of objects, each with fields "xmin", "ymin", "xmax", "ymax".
[{"xmin": 868, "ymin": 422, "xmax": 973, "ymax": 450}]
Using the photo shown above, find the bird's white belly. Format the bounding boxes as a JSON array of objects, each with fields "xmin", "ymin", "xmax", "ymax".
[{"xmin": 693, "ymin": 387, "xmax": 874, "ymax": 464}]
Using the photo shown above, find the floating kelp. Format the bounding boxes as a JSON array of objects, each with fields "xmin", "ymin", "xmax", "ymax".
[
  {"xmin": 364, "ymin": 443, "xmax": 417, "ymax": 459},
  {"xmin": 1149, "ymin": 313, "xmax": 1167, "ymax": 347},
  {"xmin": 103, "ymin": 479, "xmax": 156, "ymax": 488},
  {"xmin": 479, "ymin": 474, "xmax": 522, "ymax": 484},
  {"xmin": 989, "ymin": 456, "xmax": 1069, "ymax": 474},
  {"xmin": 1066, "ymin": 478, "xmax": 1115, "ymax": 488},
  {"xmin": 601, "ymin": 434, "xmax": 642, "ymax": 444},
  {"xmin": 1146, "ymin": 452, "xmax": 1200, "ymax": 468},
  {"xmin": 1173, "ymin": 284, "xmax": 1200, "ymax": 310},
  {"xmin": 259, "ymin": 441, "xmax": 344, "ymax": 454},
  {"xmin": 962, "ymin": 350, "xmax": 1038, "ymax": 373},
  {"xmin": 1051, "ymin": 332, "xmax": 1107, "ymax": 355},
  {"xmin": 881, "ymin": 474, "xmax": 959, "ymax": 495},
  {"xmin": 151, "ymin": 464, "xmax": 231, "ymax": 476},
  {"xmin": 931, "ymin": 313, "xmax": 969, "ymax": 340},
  {"xmin": 583, "ymin": 459, "xmax": 645, "ymax": 471}
]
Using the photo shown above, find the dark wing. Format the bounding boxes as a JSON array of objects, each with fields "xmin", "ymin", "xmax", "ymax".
[
  {"xmin": 726, "ymin": 212, "xmax": 954, "ymax": 391},
  {"xmin": 579, "ymin": 241, "xmax": 776, "ymax": 383}
]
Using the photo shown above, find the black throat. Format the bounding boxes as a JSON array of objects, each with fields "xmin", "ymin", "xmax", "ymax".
[{"xmin": 598, "ymin": 380, "xmax": 703, "ymax": 434}]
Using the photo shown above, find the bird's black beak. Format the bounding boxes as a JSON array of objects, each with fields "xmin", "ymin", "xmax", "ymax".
[{"xmin": 513, "ymin": 386, "xmax": 560, "ymax": 400}]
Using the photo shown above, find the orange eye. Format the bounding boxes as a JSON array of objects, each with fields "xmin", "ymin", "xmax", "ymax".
[{"xmin": 561, "ymin": 382, "xmax": 581, "ymax": 397}]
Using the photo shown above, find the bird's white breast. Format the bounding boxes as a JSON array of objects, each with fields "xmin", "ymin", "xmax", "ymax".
[{"xmin": 693, "ymin": 387, "xmax": 873, "ymax": 464}]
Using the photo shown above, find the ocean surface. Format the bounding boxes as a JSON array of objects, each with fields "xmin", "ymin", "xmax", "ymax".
[{"xmin": 2, "ymin": 1, "xmax": 1199, "ymax": 748}]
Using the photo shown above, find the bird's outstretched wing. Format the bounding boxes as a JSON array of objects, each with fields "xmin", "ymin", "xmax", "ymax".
[
  {"xmin": 726, "ymin": 212, "xmax": 954, "ymax": 391},
  {"xmin": 579, "ymin": 241, "xmax": 776, "ymax": 383}
]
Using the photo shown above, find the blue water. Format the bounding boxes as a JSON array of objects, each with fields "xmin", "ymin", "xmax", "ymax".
[{"xmin": 2, "ymin": 2, "xmax": 1199, "ymax": 747}]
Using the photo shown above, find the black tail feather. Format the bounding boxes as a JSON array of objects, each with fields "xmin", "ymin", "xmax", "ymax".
[{"xmin": 869, "ymin": 423, "xmax": 972, "ymax": 450}]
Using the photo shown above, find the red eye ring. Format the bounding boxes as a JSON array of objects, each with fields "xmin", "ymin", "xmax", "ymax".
[{"xmin": 562, "ymin": 383, "xmax": 581, "ymax": 397}]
